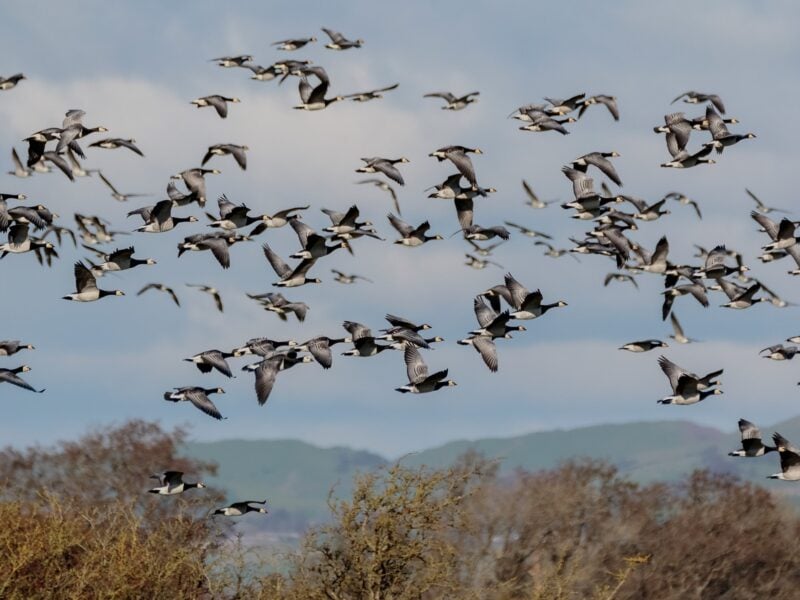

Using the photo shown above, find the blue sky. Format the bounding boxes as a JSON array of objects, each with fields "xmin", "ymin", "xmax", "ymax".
[{"xmin": 1, "ymin": 1, "xmax": 800, "ymax": 456}]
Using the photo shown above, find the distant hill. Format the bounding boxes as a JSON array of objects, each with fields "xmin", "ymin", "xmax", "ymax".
[{"xmin": 184, "ymin": 417, "xmax": 800, "ymax": 531}]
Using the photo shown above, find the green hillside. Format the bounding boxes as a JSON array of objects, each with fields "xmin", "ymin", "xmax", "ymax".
[{"xmin": 184, "ymin": 417, "xmax": 800, "ymax": 530}]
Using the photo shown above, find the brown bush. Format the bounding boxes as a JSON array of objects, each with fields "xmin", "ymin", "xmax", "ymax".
[{"xmin": 3, "ymin": 422, "xmax": 800, "ymax": 599}]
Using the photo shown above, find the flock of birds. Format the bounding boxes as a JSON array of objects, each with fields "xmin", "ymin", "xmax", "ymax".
[{"xmin": 2, "ymin": 27, "xmax": 800, "ymax": 515}]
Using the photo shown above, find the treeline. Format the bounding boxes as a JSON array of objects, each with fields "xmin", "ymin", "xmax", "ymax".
[{"xmin": 1, "ymin": 421, "xmax": 799, "ymax": 598}]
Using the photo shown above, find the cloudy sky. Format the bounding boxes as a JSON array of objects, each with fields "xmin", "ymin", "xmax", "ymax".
[{"xmin": 1, "ymin": 1, "xmax": 799, "ymax": 456}]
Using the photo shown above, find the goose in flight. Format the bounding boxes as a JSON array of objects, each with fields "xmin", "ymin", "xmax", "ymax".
[
  {"xmin": 429, "ymin": 145, "xmax": 482, "ymax": 189},
  {"xmin": 149, "ymin": 471, "xmax": 207, "ymax": 495},
  {"xmin": 186, "ymin": 284, "xmax": 223, "ymax": 312},
  {"xmin": 164, "ymin": 387, "xmax": 226, "ymax": 420},
  {"xmin": 184, "ymin": 349, "xmax": 236, "ymax": 377},
  {"xmin": 0, "ymin": 340, "xmax": 35, "ymax": 357},
  {"xmin": 62, "ymin": 261, "xmax": 124, "ymax": 302},
  {"xmin": 671, "ymin": 90, "xmax": 726, "ymax": 114},
  {"xmin": 138, "ymin": 283, "xmax": 180, "ymax": 306},
  {"xmin": 423, "ymin": 91, "xmax": 479, "ymax": 110},
  {"xmin": 212, "ymin": 500, "xmax": 268, "ymax": 516},
  {"xmin": 191, "ymin": 95, "xmax": 241, "ymax": 118},
  {"xmin": 272, "ymin": 37, "xmax": 316, "ymax": 51},
  {"xmin": 395, "ymin": 343, "xmax": 456, "ymax": 394},
  {"xmin": 343, "ymin": 83, "xmax": 399, "ymax": 102},
  {"xmin": 202, "ymin": 144, "xmax": 248, "ymax": 170},
  {"xmin": 769, "ymin": 433, "xmax": 800, "ymax": 480},
  {"xmin": 356, "ymin": 157, "xmax": 409, "ymax": 186},
  {"xmin": 0, "ymin": 365, "xmax": 44, "ymax": 393},
  {"xmin": 728, "ymin": 420, "xmax": 776, "ymax": 457},
  {"xmin": 321, "ymin": 28, "xmax": 363, "ymax": 49}
]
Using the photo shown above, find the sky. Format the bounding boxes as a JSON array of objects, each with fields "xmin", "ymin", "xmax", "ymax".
[{"xmin": 1, "ymin": 1, "xmax": 800, "ymax": 456}]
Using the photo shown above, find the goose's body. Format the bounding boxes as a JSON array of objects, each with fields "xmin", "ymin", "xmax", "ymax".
[
  {"xmin": 213, "ymin": 500, "xmax": 268, "ymax": 516},
  {"xmin": 184, "ymin": 350, "xmax": 235, "ymax": 377},
  {"xmin": 0, "ymin": 365, "xmax": 44, "ymax": 393},
  {"xmin": 149, "ymin": 471, "xmax": 206, "ymax": 495},
  {"xmin": 619, "ymin": 340, "xmax": 668, "ymax": 353},
  {"xmin": 770, "ymin": 433, "xmax": 800, "ymax": 480},
  {"xmin": 63, "ymin": 261, "xmax": 124, "ymax": 302},
  {"xmin": 164, "ymin": 386, "xmax": 225, "ymax": 420},
  {"xmin": 728, "ymin": 419, "xmax": 775, "ymax": 458},
  {"xmin": 395, "ymin": 343, "xmax": 456, "ymax": 393},
  {"xmin": 424, "ymin": 91, "xmax": 479, "ymax": 110},
  {"xmin": 0, "ymin": 340, "xmax": 34, "ymax": 357},
  {"xmin": 191, "ymin": 95, "xmax": 241, "ymax": 119}
]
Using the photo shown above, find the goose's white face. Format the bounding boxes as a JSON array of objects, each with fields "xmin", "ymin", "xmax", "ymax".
[{"xmin": 114, "ymin": 290, "xmax": 125, "ymax": 296}]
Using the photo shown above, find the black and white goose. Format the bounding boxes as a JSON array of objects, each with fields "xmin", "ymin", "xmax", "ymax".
[
  {"xmin": 522, "ymin": 180, "xmax": 555, "ymax": 209},
  {"xmin": 210, "ymin": 55, "xmax": 253, "ymax": 68},
  {"xmin": 206, "ymin": 195, "xmax": 266, "ymax": 231},
  {"xmin": 769, "ymin": 434, "xmax": 800, "ymax": 480},
  {"xmin": 247, "ymin": 292, "xmax": 309, "ymax": 322},
  {"xmin": 185, "ymin": 284, "xmax": 223, "ymax": 312},
  {"xmin": 262, "ymin": 243, "xmax": 321, "ymax": 287},
  {"xmin": 243, "ymin": 352, "xmax": 313, "ymax": 405},
  {"xmin": 250, "ymin": 205, "xmax": 309, "ymax": 235},
  {"xmin": 272, "ymin": 37, "xmax": 316, "ymax": 51},
  {"xmin": 149, "ymin": 471, "xmax": 206, "ymax": 495},
  {"xmin": 85, "ymin": 246, "xmax": 155, "ymax": 274},
  {"xmin": 321, "ymin": 27, "xmax": 363, "ymax": 49},
  {"xmin": 503, "ymin": 273, "xmax": 567, "ymax": 320},
  {"xmin": 671, "ymin": 91, "xmax": 726, "ymax": 113},
  {"xmin": 340, "ymin": 321, "xmax": 392, "ymax": 358},
  {"xmin": 720, "ymin": 283, "xmax": 764, "ymax": 309},
  {"xmin": 465, "ymin": 254, "xmax": 503, "ymax": 270},
  {"xmin": 0, "ymin": 340, "xmax": 34, "ymax": 356},
  {"xmin": 130, "ymin": 199, "xmax": 199, "ymax": 233},
  {"xmin": 0, "ymin": 365, "xmax": 44, "ymax": 393},
  {"xmin": 518, "ymin": 115, "xmax": 575, "ymax": 135},
  {"xmin": 388, "ymin": 214, "xmax": 443, "ymax": 247},
  {"xmin": 212, "ymin": 500, "xmax": 268, "ymax": 516},
  {"xmin": 570, "ymin": 152, "xmax": 622, "ymax": 186},
  {"xmin": 232, "ymin": 337, "xmax": 294, "ymax": 358},
  {"xmin": 395, "ymin": 343, "xmax": 456, "ymax": 394},
  {"xmin": 331, "ymin": 269, "xmax": 373, "ymax": 284},
  {"xmin": 503, "ymin": 221, "xmax": 552, "ymax": 240},
  {"xmin": 747, "ymin": 188, "xmax": 789, "ymax": 215},
  {"xmin": 88, "ymin": 138, "xmax": 143, "ymax": 156},
  {"xmin": 429, "ymin": 146, "xmax": 482, "ymax": 189},
  {"xmin": 202, "ymin": 144, "xmax": 248, "ymax": 170},
  {"xmin": 97, "ymin": 172, "xmax": 148, "ymax": 202},
  {"xmin": 184, "ymin": 349, "xmax": 236, "ymax": 377},
  {"xmin": 661, "ymin": 133, "xmax": 715, "ymax": 169},
  {"xmin": 760, "ymin": 344, "xmax": 798, "ymax": 361},
  {"xmin": 703, "ymin": 106, "xmax": 755, "ymax": 153},
  {"xmin": 470, "ymin": 297, "xmax": 526, "ymax": 338},
  {"xmin": 137, "ymin": 283, "xmax": 180, "ymax": 306},
  {"xmin": 294, "ymin": 75, "xmax": 343, "ymax": 111},
  {"xmin": 662, "ymin": 282, "xmax": 708, "ymax": 320},
  {"xmin": 355, "ymin": 157, "xmax": 409, "ymax": 185},
  {"xmin": 620, "ymin": 340, "xmax": 668, "ymax": 353},
  {"xmin": 357, "ymin": 179, "xmax": 401, "ymax": 214},
  {"xmin": 577, "ymin": 95, "xmax": 619, "ymax": 120},
  {"xmin": 658, "ymin": 355, "xmax": 722, "ymax": 405},
  {"xmin": 423, "ymin": 91, "xmax": 479, "ymax": 110},
  {"xmin": 171, "ymin": 168, "xmax": 220, "ymax": 208},
  {"xmin": 457, "ymin": 335, "xmax": 499, "ymax": 372},
  {"xmin": 55, "ymin": 110, "xmax": 108, "ymax": 158},
  {"xmin": 178, "ymin": 233, "xmax": 243, "ymax": 269},
  {"xmin": 728, "ymin": 419, "xmax": 776, "ymax": 457},
  {"xmin": 0, "ymin": 73, "xmax": 26, "ymax": 90},
  {"xmin": 9, "ymin": 148, "xmax": 33, "ymax": 178},
  {"xmin": 289, "ymin": 218, "xmax": 348, "ymax": 260},
  {"xmin": 668, "ymin": 313, "xmax": 695, "ymax": 344},
  {"xmin": 343, "ymin": 83, "xmax": 399, "ymax": 102},
  {"xmin": 693, "ymin": 245, "xmax": 748, "ymax": 280},
  {"xmin": 164, "ymin": 387, "xmax": 225, "ymax": 420},
  {"xmin": 0, "ymin": 223, "xmax": 54, "ymax": 257},
  {"xmin": 63, "ymin": 261, "xmax": 124, "ymax": 302},
  {"xmin": 291, "ymin": 336, "xmax": 349, "ymax": 369},
  {"xmin": 191, "ymin": 95, "xmax": 241, "ymax": 118}
]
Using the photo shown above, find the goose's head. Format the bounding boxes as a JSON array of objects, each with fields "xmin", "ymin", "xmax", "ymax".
[
  {"xmin": 114, "ymin": 290, "xmax": 125, "ymax": 296},
  {"xmin": 146, "ymin": 258, "xmax": 157, "ymax": 265}
]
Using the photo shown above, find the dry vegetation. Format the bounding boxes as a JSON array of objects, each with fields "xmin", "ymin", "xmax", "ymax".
[{"xmin": 1, "ymin": 422, "xmax": 799, "ymax": 599}]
